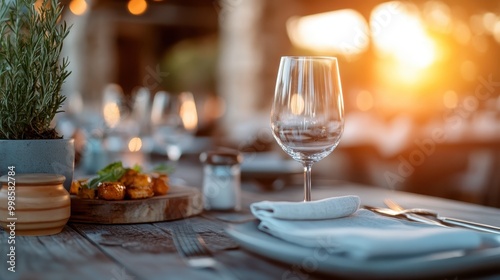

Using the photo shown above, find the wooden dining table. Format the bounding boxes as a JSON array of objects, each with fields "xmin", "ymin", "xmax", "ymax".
[{"xmin": 1, "ymin": 156, "xmax": 500, "ymax": 280}]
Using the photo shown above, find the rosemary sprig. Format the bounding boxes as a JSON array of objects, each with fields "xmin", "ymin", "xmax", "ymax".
[{"xmin": 0, "ymin": 0, "xmax": 71, "ymax": 139}]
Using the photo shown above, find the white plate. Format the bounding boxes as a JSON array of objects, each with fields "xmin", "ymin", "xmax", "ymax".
[{"xmin": 225, "ymin": 221, "xmax": 500, "ymax": 279}]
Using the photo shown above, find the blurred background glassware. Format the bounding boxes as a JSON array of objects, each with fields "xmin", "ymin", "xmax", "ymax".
[
  {"xmin": 131, "ymin": 87, "xmax": 153, "ymax": 137},
  {"xmin": 270, "ymin": 56, "xmax": 344, "ymax": 202},
  {"xmin": 101, "ymin": 84, "xmax": 130, "ymax": 159},
  {"xmin": 77, "ymin": 83, "xmax": 132, "ymax": 173},
  {"xmin": 123, "ymin": 87, "xmax": 154, "ymax": 166},
  {"xmin": 151, "ymin": 91, "xmax": 198, "ymax": 162}
]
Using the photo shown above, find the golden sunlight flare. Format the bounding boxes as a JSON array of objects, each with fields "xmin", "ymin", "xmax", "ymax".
[
  {"xmin": 443, "ymin": 90, "xmax": 458, "ymax": 109},
  {"xmin": 453, "ymin": 21, "xmax": 472, "ymax": 45},
  {"xmin": 356, "ymin": 90, "xmax": 374, "ymax": 111},
  {"xmin": 179, "ymin": 92, "xmax": 198, "ymax": 131},
  {"xmin": 494, "ymin": 22, "xmax": 500, "ymax": 44},
  {"xmin": 69, "ymin": 0, "xmax": 87, "ymax": 16},
  {"xmin": 460, "ymin": 61, "xmax": 477, "ymax": 81},
  {"xmin": 422, "ymin": 1, "xmax": 452, "ymax": 33},
  {"xmin": 287, "ymin": 9, "xmax": 369, "ymax": 57},
  {"xmin": 103, "ymin": 102, "xmax": 121, "ymax": 128},
  {"xmin": 371, "ymin": 1, "xmax": 437, "ymax": 69},
  {"xmin": 128, "ymin": 0, "xmax": 148, "ymax": 16},
  {"xmin": 291, "ymin": 93, "xmax": 305, "ymax": 115},
  {"xmin": 482, "ymin": 12, "xmax": 498, "ymax": 33},
  {"xmin": 128, "ymin": 137, "xmax": 143, "ymax": 152}
]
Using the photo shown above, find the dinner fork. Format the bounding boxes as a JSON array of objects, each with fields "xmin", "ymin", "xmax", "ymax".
[
  {"xmin": 385, "ymin": 199, "xmax": 500, "ymax": 235},
  {"xmin": 171, "ymin": 223, "xmax": 240, "ymax": 280},
  {"xmin": 173, "ymin": 225, "xmax": 216, "ymax": 268},
  {"xmin": 363, "ymin": 205, "xmax": 448, "ymax": 227}
]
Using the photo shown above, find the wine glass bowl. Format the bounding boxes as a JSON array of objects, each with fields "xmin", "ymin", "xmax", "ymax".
[
  {"xmin": 271, "ymin": 56, "xmax": 344, "ymax": 201},
  {"xmin": 151, "ymin": 91, "xmax": 198, "ymax": 161},
  {"xmin": 273, "ymin": 120, "xmax": 343, "ymax": 163}
]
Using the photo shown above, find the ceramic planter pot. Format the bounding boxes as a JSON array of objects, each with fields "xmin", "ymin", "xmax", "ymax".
[
  {"xmin": 0, "ymin": 173, "xmax": 70, "ymax": 236},
  {"xmin": 0, "ymin": 139, "xmax": 75, "ymax": 190}
]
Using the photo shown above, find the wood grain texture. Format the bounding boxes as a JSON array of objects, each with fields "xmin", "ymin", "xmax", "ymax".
[
  {"xmin": 70, "ymin": 186, "xmax": 203, "ymax": 224},
  {"xmin": 71, "ymin": 222, "xmax": 218, "ymax": 280},
  {"xmin": 152, "ymin": 216, "xmax": 240, "ymax": 251},
  {"xmin": 2, "ymin": 183, "xmax": 498, "ymax": 280},
  {"xmin": 0, "ymin": 225, "xmax": 124, "ymax": 280}
]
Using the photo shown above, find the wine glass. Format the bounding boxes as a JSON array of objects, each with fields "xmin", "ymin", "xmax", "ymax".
[
  {"xmin": 151, "ymin": 91, "xmax": 198, "ymax": 162},
  {"xmin": 270, "ymin": 56, "xmax": 344, "ymax": 202}
]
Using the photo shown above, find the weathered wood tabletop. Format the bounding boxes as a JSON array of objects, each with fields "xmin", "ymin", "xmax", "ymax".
[{"xmin": 1, "ymin": 162, "xmax": 500, "ymax": 280}]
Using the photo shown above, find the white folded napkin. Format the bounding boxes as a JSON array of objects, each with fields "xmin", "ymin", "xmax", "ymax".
[
  {"xmin": 250, "ymin": 196, "xmax": 360, "ymax": 220},
  {"xmin": 250, "ymin": 197, "xmax": 485, "ymax": 260}
]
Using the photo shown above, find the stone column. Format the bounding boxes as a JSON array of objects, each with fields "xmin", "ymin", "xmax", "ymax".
[{"xmin": 217, "ymin": 0, "xmax": 299, "ymax": 144}]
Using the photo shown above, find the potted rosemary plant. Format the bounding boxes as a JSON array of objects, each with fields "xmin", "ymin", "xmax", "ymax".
[{"xmin": 0, "ymin": 0, "xmax": 74, "ymax": 189}]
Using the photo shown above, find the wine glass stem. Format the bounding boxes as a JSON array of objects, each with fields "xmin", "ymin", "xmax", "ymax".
[{"xmin": 303, "ymin": 162, "xmax": 313, "ymax": 202}]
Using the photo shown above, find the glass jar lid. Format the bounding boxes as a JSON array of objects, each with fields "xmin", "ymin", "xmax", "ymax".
[{"xmin": 199, "ymin": 150, "xmax": 243, "ymax": 166}]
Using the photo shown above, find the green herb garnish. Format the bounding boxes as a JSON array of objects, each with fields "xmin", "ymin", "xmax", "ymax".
[
  {"xmin": 132, "ymin": 163, "xmax": 142, "ymax": 173},
  {"xmin": 152, "ymin": 163, "xmax": 175, "ymax": 175},
  {"xmin": 86, "ymin": 161, "xmax": 173, "ymax": 189},
  {"xmin": 88, "ymin": 161, "xmax": 127, "ymax": 189}
]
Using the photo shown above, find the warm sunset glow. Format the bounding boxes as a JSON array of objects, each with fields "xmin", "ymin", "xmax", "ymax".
[
  {"xmin": 69, "ymin": 0, "xmax": 87, "ymax": 16},
  {"xmin": 371, "ymin": 2, "xmax": 437, "ymax": 69},
  {"xmin": 128, "ymin": 137, "xmax": 143, "ymax": 152},
  {"xmin": 443, "ymin": 91, "xmax": 458, "ymax": 109},
  {"xmin": 103, "ymin": 102, "xmax": 121, "ymax": 128},
  {"xmin": 179, "ymin": 92, "xmax": 198, "ymax": 131},
  {"xmin": 423, "ymin": 1, "xmax": 451, "ymax": 33},
  {"xmin": 287, "ymin": 9, "xmax": 369, "ymax": 57},
  {"xmin": 128, "ymin": 0, "xmax": 147, "ymax": 16},
  {"xmin": 460, "ymin": 61, "xmax": 477, "ymax": 81},
  {"xmin": 494, "ymin": 21, "xmax": 500, "ymax": 44},
  {"xmin": 291, "ymin": 93, "xmax": 305, "ymax": 115},
  {"xmin": 385, "ymin": 62, "xmax": 427, "ymax": 85},
  {"xmin": 482, "ymin": 12, "xmax": 498, "ymax": 33},
  {"xmin": 472, "ymin": 35, "xmax": 489, "ymax": 53},
  {"xmin": 453, "ymin": 21, "xmax": 471, "ymax": 45},
  {"xmin": 356, "ymin": 91, "xmax": 374, "ymax": 111},
  {"xmin": 470, "ymin": 15, "xmax": 485, "ymax": 35}
]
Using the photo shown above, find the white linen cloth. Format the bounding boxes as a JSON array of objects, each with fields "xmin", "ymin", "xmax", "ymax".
[
  {"xmin": 250, "ymin": 196, "xmax": 485, "ymax": 260},
  {"xmin": 250, "ymin": 196, "xmax": 360, "ymax": 220}
]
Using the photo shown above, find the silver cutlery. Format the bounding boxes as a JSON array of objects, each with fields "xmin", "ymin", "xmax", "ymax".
[
  {"xmin": 363, "ymin": 205, "xmax": 448, "ymax": 227},
  {"xmin": 171, "ymin": 222, "xmax": 240, "ymax": 280},
  {"xmin": 384, "ymin": 199, "xmax": 500, "ymax": 235}
]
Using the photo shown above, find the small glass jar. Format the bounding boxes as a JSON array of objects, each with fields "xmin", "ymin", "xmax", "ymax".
[{"xmin": 200, "ymin": 150, "xmax": 243, "ymax": 211}]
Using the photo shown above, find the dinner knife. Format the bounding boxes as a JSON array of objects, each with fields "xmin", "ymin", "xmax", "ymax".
[
  {"xmin": 383, "ymin": 200, "xmax": 500, "ymax": 235},
  {"xmin": 435, "ymin": 216, "xmax": 500, "ymax": 235}
]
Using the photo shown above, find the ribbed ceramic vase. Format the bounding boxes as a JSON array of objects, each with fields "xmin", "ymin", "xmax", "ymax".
[
  {"xmin": 0, "ymin": 139, "xmax": 75, "ymax": 190},
  {"xmin": 0, "ymin": 173, "xmax": 70, "ymax": 236}
]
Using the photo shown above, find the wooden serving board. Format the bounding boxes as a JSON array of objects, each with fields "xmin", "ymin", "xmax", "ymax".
[{"xmin": 70, "ymin": 186, "xmax": 203, "ymax": 224}]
